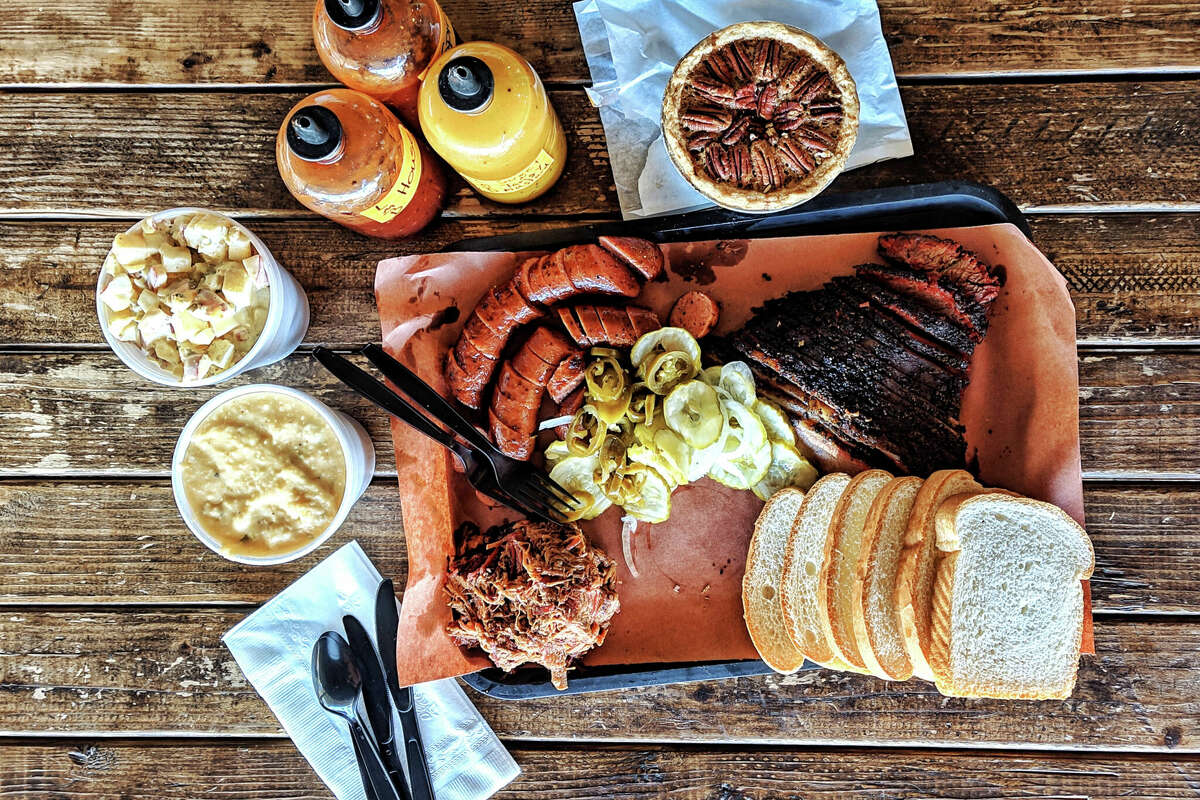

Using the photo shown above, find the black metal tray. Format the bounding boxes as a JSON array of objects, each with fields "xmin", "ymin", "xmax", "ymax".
[{"xmin": 452, "ymin": 181, "xmax": 1029, "ymax": 699}]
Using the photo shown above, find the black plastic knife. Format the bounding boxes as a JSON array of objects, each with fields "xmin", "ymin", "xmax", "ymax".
[
  {"xmin": 376, "ymin": 579, "xmax": 436, "ymax": 800},
  {"xmin": 343, "ymin": 614, "xmax": 412, "ymax": 800}
]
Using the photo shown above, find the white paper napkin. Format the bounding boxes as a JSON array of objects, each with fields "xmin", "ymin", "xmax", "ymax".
[
  {"xmin": 223, "ymin": 541, "xmax": 520, "ymax": 800},
  {"xmin": 573, "ymin": 0, "xmax": 913, "ymax": 219}
]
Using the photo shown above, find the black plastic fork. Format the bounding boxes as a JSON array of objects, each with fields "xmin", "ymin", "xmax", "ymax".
[
  {"xmin": 357, "ymin": 344, "xmax": 581, "ymax": 514},
  {"xmin": 312, "ymin": 347, "xmax": 578, "ymax": 523}
]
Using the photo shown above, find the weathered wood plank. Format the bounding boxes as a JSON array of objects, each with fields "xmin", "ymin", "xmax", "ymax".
[
  {"xmin": 4, "ymin": 214, "xmax": 1199, "ymax": 348},
  {"xmin": 0, "ymin": 480, "xmax": 1194, "ymax": 613},
  {"xmin": 0, "ymin": 82, "xmax": 1197, "ymax": 217},
  {"xmin": 0, "ymin": 610, "xmax": 1193, "ymax": 749},
  {"xmin": 1, "ymin": 0, "xmax": 1198, "ymax": 85},
  {"xmin": 2, "ymin": 349, "xmax": 1197, "ymax": 478},
  {"xmin": 0, "ymin": 91, "xmax": 614, "ymax": 218},
  {"xmin": 3, "ymin": 741, "xmax": 1199, "ymax": 799}
]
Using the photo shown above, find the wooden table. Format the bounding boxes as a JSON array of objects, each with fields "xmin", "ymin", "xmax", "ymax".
[{"xmin": 1, "ymin": 2, "xmax": 1198, "ymax": 797}]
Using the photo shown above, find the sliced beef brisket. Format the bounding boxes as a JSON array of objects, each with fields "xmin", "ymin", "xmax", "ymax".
[{"xmin": 726, "ymin": 232, "xmax": 998, "ymax": 475}]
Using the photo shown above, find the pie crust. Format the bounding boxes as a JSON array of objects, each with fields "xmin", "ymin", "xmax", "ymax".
[{"xmin": 662, "ymin": 21, "xmax": 860, "ymax": 213}]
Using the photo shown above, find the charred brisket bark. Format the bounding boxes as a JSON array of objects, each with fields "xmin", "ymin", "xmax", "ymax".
[{"xmin": 727, "ymin": 233, "xmax": 1002, "ymax": 475}]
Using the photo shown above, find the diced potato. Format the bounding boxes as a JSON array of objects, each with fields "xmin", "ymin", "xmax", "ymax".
[
  {"xmin": 252, "ymin": 304, "xmax": 268, "ymax": 331},
  {"xmin": 145, "ymin": 262, "xmax": 169, "ymax": 290},
  {"xmin": 207, "ymin": 337, "xmax": 236, "ymax": 368},
  {"xmin": 103, "ymin": 253, "xmax": 124, "ymax": 277},
  {"xmin": 143, "ymin": 230, "xmax": 169, "ymax": 250},
  {"xmin": 171, "ymin": 308, "xmax": 208, "ymax": 342},
  {"xmin": 136, "ymin": 289, "xmax": 160, "ymax": 313},
  {"xmin": 222, "ymin": 265, "xmax": 254, "ymax": 308},
  {"xmin": 208, "ymin": 307, "xmax": 239, "ymax": 337},
  {"xmin": 169, "ymin": 362, "xmax": 185, "ymax": 379},
  {"xmin": 137, "ymin": 308, "xmax": 173, "ymax": 345},
  {"xmin": 99, "ymin": 274, "xmax": 134, "ymax": 312},
  {"xmin": 160, "ymin": 244, "xmax": 192, "ymax": 272},
  {"xmin": 162, "ymin": 279, "xmax": 196, "ymax": 313},
  {"xmin": 182, "ymin": 214, "xmax": 229, "ymax": 262},
  {"xmin": 139, "ymin": 218, "xmax": 157, "ymax": 235},
  {"xmin": 154, "ymin": 338, "xmax": 181, "ymax": 365},
  {"xmin": 199, "ymin": 270, "xmax": 222, "ymax": 291},
  {"xmin": 242, "ymin": 255, "xmax": 270, "ymax": 288},
  {"xmin": 106, "ymin": 309, "xmax": 136, "ymax": 339},
  {"xmin": 111, "ymin": 232, "xmax": 156, "ymax": 266},
  {"xmin": 226, "ymin": 227, "xmax": 253, "ymax": 261},
  {"xmin": 190, "ymin": 327, "xmax": 216, "ymax": 346}
]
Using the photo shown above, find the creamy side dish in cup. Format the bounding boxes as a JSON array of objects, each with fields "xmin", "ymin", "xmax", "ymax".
[{"xmin": 172, "ymin": 385, "xmax": 374, "ymax": 564}]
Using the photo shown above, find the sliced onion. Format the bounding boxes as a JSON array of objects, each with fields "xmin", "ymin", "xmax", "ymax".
[
  {"xmin": 538, "ymin": 414, "xmax": 574, "ymax": 431},
  {"xmin": 620, "ymin": 515, "xmax": 640, "ymax": 578}
]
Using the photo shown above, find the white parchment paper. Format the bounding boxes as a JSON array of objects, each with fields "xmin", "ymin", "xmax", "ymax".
[{"xmin": 573, "ymin": 0, "xmax": 912, "ymax": 218}]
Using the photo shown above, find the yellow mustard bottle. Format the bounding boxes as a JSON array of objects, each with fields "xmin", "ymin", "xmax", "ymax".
[{"xmin": 418, "ymin": 42, "xmax": 566, "ymax": 204}]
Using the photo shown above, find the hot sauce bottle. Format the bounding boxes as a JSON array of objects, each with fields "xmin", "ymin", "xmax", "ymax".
[
  {"xmin": 276, "ymin": 88, "xmax": 447, "ymax": 239},
  {"xmin": 418, "ymin": 42, "xmax": 567, "ymax": 204},
  {"xmin": 313, "ymin": 0, "xmax": 456, "ymax": 125}
]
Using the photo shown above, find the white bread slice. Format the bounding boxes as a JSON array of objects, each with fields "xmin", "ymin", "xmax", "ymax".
[
  {"xmin": 929, "ymin": 493, "xmax": 1095, "ymax": 699},
  {"xmin": 743, "ymin": 488, "xmax": 808, "ymax": 673},
  {"xmin": 819, "ymin": 469, "xmax": 892, "ymax": 673},
  {"xmin": 780, "ymin": 473, "xmax": 851, "ymax": 667},
  {"xmin": 893, "ymin": 469, "xmax": 981, "ymax": 681},
  {"xmin": 853, "ymin": 476, "xmax": 923, "ymax": 681}
]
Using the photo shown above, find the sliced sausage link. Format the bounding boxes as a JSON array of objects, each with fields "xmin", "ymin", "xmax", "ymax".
[
  {"xmin": 547, "ymin": 353, "xmax": 586, "ymax": 404},
  {"xmin": 488, "ymin": 408, "xmax": 535, "ymax": 461},
  {"xmin": 564, "ymin": 245, "xmax": 641, "ymax": 297},
  {"xmin": 596, "ymin": 305, "xmax": 637, "ymax": 346},
  {"xmin": 598, "ymin": 235, "xmax": 665, "ymax": 281},
  {"xmin": 557, "ymin": 306, "xmax": 586, "ymax": 345},
  {"xmin": 526, "ymin": 325, "xmax": 577, "ymax": 367},
  {"xmin": 627, "ymin": 305, "xmax": 663, "ymax": 337},
  {"xmin": 668, "ymin": 290, "xmax": 721, "ymax": 338}
]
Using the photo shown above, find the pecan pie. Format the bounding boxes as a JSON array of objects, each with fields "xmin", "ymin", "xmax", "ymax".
[{"xmin": 663, "ymin": 21, "xmax": 860, "ymax": 213}]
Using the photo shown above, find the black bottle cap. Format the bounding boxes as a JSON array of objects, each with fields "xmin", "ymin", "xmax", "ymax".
[
  {"xmin": 286, "ymin": 106, "xmax": 343, "ymax": 162},
  {"xmin": 438, "ymin": 56, "xmax": 494, "ymax": 113},
  {"xmin": 325, "ymin": 0, "xmax": 382, "ymax": 31}
]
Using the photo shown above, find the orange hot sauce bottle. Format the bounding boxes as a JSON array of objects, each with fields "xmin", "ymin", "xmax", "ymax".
[
  {"xmin": 313, "ymin": 0, "xmax": 456, "ymax": 125},
  {"xmin": 276, "ymin": 88, "xmax": 447, "ymax": 239},
  {"xmin": 418, "ymin": 42, "xmax": 567, "ymax": 204}
]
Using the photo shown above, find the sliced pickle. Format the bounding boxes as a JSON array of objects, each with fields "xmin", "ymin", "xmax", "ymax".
[
  {"xmin": 711, "ymin": 438, "xmax": 772, "ymax": 490},
  {"xmin": 620, "ymin": 464, "xmax": 672, "ymax": 523},
  {"xmin": 640, "ymin": 349, "xmax": 698, "ymax": 395},
  {"xmin": 544, "ymin": 439, "xmax": 570, "ymax": 467},
  {"xmin": 584, "ymin": 355, "xmax": 627, "ymax": 403},
  {"xmin": 652, "ymin": 427, "xmax": 692, "ymax": 485},
  {"xmin": 663, "ymin": 380, "xmax": 722, "ymax": 449},
  {"xmin": 752, "ymin": 442, "xmax": 819, "ymax": 500},
  {"xmin": 549, "ymin": 456, "xmax": 612, "ymax": 521},
  {"xmin": 699, "ymin": 365, "xmax": 724, "ymax": 387},
  {"xmin": 719, "ymin": 361, "xmax": 756, "ymax": 405},
  {"xmin": 717, "ymin": 397, "xmax": 768, "ymax": 463},
  {"xmin": 754, "ymin": 398, "xmax": 796, "ymax": 446},
  {"xmin": 566, "ymin": 405, "xmax": 605, "ymax": 457},
  {"xmin": 630, "ymin": 327, "xmax": 702, "ymax": 371}
]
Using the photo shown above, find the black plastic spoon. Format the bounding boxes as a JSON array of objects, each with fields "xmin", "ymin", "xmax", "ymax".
[{"xmin": 312, "ymin": 631, "xmax": 403, "ymax": 800}]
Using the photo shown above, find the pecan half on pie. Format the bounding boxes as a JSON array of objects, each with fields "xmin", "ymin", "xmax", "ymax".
[{"xmin": 663, "ymin": 21, "xmax": 860, "ymax": 213}]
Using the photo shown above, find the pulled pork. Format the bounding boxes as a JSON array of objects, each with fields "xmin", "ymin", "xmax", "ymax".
[{"xmin": 444, "ymin": 520, "xmax": 620, "ymax": 690}]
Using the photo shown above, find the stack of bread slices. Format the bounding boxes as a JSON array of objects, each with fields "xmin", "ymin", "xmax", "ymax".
[{"xmin": 742, "ymin": 469, "xmax": 1095, "ymax": 699}]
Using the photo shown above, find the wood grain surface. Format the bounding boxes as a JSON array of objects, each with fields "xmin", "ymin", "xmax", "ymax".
[
  {"xmin": 2, "ymin": 350, "xmax": 1197, "ymax": 478},
  {"xmin": 0, "ymin": 610, "xmax": 1193, "ymax": 749},
  {"xmin": 1, "ymin": 0, "xmax": 1198, "ymax": 793},
  {"xmin": 4, "ymin": 213, "xmax": 1200, "ymax": 347},
  {"xmin": 1, "ymin": 0, "xmax": 1198, "ymax": 86},
  {"xmin": 2, "ymin": 741, "xmax": 1198, "ymax": 799},
  {"xmin": 0, "ymin": 480, "xmax": 1195, "ymax": 612},
  {"xmin": 1, "ymin": 82, "xmax": 1198, "ymax": 218}
]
